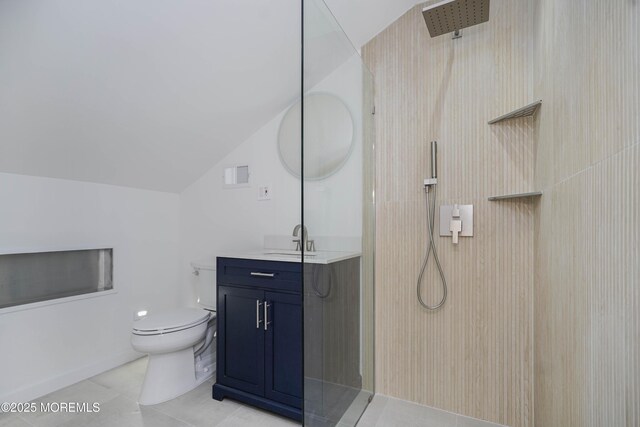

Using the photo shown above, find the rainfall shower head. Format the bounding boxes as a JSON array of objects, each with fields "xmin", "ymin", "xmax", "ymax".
[{"xmin": 422, "ymin": 0, "xmax": 490, "ymax": 38}]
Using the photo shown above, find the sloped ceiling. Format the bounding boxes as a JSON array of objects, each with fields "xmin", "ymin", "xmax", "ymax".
[
  {"xmin": 324, "ymin": 0, "xmax": 418, "ymax": 49},
  {"xmin": 0, "ymin": 0, "xmax": 416, "ymax": 192}
]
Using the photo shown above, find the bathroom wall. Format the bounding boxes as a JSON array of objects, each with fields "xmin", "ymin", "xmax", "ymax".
[
  {"xmin": 179, "ymin": 56, "xmax": 364, "ymax": 306},
  {"xmin": 0, "ymin": 173, "xmax": 181, "ymax": 403},
  {"xmin": 532, "ymin": 1, "xmax": 640, "ymax": 426},
  {"xmin": 362, "ymin": 2, "xmax": 535, "ymax": 426}
]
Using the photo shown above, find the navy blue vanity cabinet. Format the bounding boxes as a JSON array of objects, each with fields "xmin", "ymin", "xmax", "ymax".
[
  {"xmin": 213, "ymin": 257, "xmax": 302, "ymax": 422},
  {"xmin": 216, "ymin": 285, "xmax": 265, "ymax": 396},
  {"xmin": 264, "ymin": 291, "xmax": 302, "ymax": 407}
]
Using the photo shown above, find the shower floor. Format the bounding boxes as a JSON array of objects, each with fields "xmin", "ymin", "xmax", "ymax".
[{"xmin": 357, "ymin": 396, "xmax": 504, "ymax": 427}]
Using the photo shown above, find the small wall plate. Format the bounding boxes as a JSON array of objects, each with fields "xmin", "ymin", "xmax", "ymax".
[{"xmin": 439, "ymin": 204, "xmax": 474, "ymax": 237}]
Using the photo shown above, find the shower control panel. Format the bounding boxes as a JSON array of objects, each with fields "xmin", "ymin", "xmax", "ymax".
[{"xmin": 440, "ymin": 204, "xmax": 473, "ymax": 244}]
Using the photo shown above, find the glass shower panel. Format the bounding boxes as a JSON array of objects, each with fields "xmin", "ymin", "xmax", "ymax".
[{"xmin": 302, "ymin": 0, "xmax": 375, "ymax": 425}]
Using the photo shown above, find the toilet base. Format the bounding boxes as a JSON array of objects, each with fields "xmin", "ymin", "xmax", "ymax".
[{"xmin": 138, "ymin": 347, "xmax": 214, "ymax": 405}]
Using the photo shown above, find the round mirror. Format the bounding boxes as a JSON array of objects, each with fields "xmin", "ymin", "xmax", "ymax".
[{"xmin": 278, "ymin": 93, "xmax": 354, "ymax": 180}]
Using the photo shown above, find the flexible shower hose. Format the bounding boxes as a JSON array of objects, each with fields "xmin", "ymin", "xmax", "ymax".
[{"xmin": 417, "ymin": 185, "xmax": 448, "ymax": 310}]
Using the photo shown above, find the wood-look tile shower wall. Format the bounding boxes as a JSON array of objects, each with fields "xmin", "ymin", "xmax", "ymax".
[
  {"xmin": 533, "ymin": 1, "xmax": 640, "ymax": 426},
  {"xmin": 363, "ymin": 2, "xmax": 535, "ymax": 426}
]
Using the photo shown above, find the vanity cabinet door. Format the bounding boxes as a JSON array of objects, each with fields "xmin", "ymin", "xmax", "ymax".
[
  {"xmin": 217, "ymin": 285, "xmax": 265, "ymax": 396},
  {"xmin": 264, "ymin": 291, "xmax": 302, "ymax": 408}
]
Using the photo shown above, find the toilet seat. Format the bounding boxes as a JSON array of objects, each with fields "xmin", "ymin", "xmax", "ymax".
[{"xmin": 133, "ymin": 308, "xmax": 211, "ymax": 336}]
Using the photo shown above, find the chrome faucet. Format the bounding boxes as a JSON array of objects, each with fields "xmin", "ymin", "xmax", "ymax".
[
  {"xmin": 292, "ymin": 224, "xmax": 315, "ymax": 252},
  {"xmin": 292, "ymin": 224, "xmax": 307, "ymax": 251}
]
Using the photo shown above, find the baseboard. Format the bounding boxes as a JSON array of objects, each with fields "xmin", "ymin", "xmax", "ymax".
[{"xmin": 0, "ymin": 350, "xmax": 142, "ymax": 404}]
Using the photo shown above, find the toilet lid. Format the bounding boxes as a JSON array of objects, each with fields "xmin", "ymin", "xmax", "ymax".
[{"xmin": 133, "ymin": 308, "xmax": 210, "ymax": 334}]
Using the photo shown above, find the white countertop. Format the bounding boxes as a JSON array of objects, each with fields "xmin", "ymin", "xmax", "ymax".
[{"xmin": 217, "ymin": 249, "xmax": 361, "ymax": 265}]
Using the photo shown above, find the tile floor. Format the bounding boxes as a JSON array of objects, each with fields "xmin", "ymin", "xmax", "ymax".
[
  {"xmin": 0, "ymin": 357, "xmax": 296, "ymax": 427},
  {"xmin": 0, "ymin": 358, "xmax": 503, "ymax": 427}
]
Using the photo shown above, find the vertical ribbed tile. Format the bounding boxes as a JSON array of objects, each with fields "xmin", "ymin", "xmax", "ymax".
[
  {"xmin": 533, "ymin": 1, "xmax": 640, "ymax": 426},
  {"xmin": 534, "ymin": 168, "xmax": 593, "ymax": 426},
  {"xmin": 629, "ymin": 144, "xmax": 640, "ymax": 427},
  {"xmin": 363, "ymin": 1, "xmax": 534, "ymax": 426}
]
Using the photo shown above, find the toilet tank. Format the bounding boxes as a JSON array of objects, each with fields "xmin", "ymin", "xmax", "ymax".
[{"xmin": 190, "ymin": 259, "xmax": 216, "ymax": 310}]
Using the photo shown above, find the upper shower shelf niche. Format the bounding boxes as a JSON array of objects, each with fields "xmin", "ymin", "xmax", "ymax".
[{"xmin": 488, "ymin": 100, "xmax": 542, "ymax": 124}]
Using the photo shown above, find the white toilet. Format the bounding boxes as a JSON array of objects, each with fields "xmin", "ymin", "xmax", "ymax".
[{"xmin": 131, "ymin": 260, "xmax": 216, "ymax": 405}]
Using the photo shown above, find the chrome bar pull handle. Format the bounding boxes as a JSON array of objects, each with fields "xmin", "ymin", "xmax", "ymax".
[
  {"xmin": 264, "ymin": 301, "xmax": 271, "ymax": 331},
  {"xmin": 256, "ymin": 300, "xmax": 263, "ymax": 329},
  {"xmin": 250, "ymin": 272, "xmax": 275, "ymax": 278}
]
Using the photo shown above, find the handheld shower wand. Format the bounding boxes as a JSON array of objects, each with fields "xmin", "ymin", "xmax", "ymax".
[
  {"xmin": 417, "ymin": 141, "xmax": 448, "ymax": 310},
  {"xmin": 431, "ymin": 140, "xmax": 437, "ymax": 179},
  {"xmin": 424, "ymin": 141, "xmax": 438, "ymax": 188}
]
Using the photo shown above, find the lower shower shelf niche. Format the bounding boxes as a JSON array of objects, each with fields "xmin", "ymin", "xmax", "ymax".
[
  {"xmin": 488, "ymin": 191, "xmax": 543, "ymax": 201},
  {"xmin": 488, "ymin": 100, "xmax": 542, "ymax": 124}
]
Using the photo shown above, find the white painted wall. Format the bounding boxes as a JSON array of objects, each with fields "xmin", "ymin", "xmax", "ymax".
[
  {"xmin": 179, "ymin": 55, "xmax": 364, "ymax": 306},
  {"xmin": 0, "ymin": 173, "xmax": 181, "ymax": 403}
]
